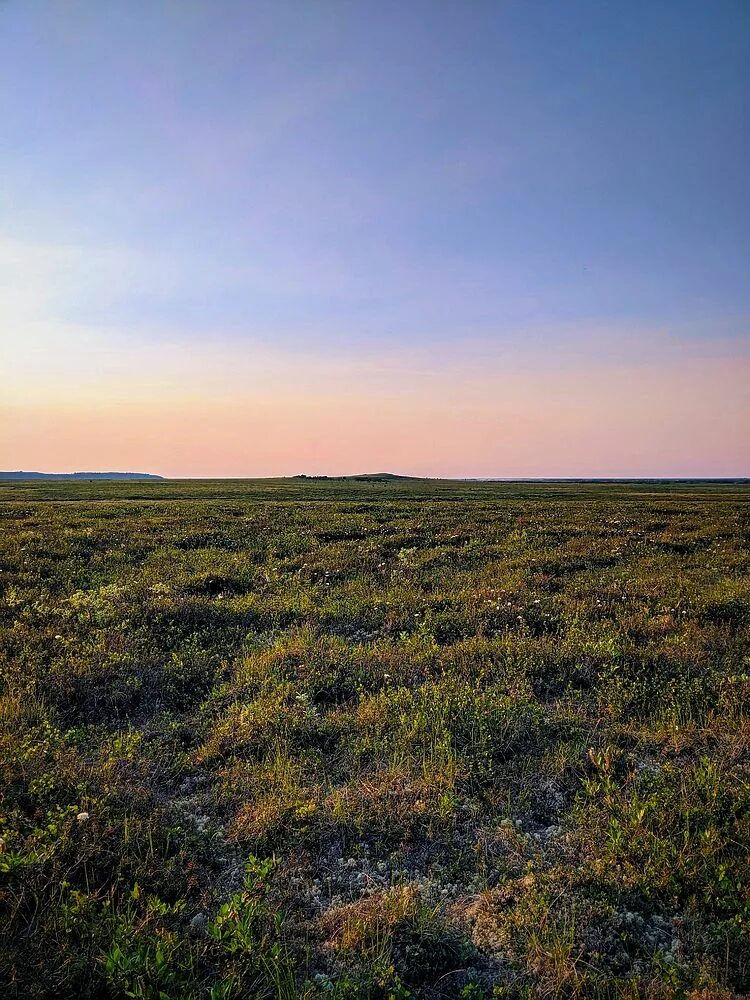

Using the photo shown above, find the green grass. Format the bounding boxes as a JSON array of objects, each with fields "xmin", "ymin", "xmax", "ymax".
[{"xmin": 1, "ymin": 479, "xmax": 748, "ymax": 998}]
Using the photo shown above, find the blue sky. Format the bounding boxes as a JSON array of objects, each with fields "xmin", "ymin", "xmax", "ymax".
[{"xmin": 1, "ymin": 1, "xmax": 748, "ymax": 475}]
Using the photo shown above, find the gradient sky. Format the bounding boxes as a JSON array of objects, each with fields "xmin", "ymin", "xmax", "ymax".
[{"xmin": 1, "ymin": 0, "xmax": 749, "ymax": 477}]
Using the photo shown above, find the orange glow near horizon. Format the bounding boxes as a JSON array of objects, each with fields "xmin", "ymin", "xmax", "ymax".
[{"xmin": 3, "ymin": 332, "xmax": 748, "ymax": 478}]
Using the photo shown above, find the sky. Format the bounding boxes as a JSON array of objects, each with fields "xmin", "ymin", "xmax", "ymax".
[{"xmin": 1, "ymin": 0, "xmax": 748, "ymax": 477}]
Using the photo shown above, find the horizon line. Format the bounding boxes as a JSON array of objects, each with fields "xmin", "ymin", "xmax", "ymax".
[{"xmin": 2, "ymin": 471, "xmax": 750, "ymax": 483}]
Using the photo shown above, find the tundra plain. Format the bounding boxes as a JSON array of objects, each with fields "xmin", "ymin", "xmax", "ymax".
[{"xmin": 1, "ymin": 479, "xmax": 748, "ymax": 999}]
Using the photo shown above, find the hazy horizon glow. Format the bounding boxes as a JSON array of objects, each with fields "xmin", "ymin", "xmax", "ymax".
[{"xmin": 1, "ymin": 1, "xmax": 748, "ymax": 477}]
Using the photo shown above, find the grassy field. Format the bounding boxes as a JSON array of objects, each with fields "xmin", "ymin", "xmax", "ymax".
[{"xmin": 1, "ymin": 479, "xmax": 748, "ymax": 998}]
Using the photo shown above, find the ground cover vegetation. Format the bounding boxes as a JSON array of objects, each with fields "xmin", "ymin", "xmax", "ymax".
[{"xmin": 1, "ymin": 479, "xmax": 748, "ymax": 998}]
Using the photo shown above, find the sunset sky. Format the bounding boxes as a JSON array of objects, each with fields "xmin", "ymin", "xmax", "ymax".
[{"xmin": 1, "ymin": 1, "xmax": 748, "ymax": 477}]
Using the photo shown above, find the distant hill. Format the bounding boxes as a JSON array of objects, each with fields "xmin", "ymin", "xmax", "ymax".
[
  {"xmin": 350, "ymin": 472, "xmax": 415, "ymax": 481},
  {"xmin": 292, "ymin": 472, "xmax": 415, "ymax": 482},
  {"xmin": 0, "ymin": 471, "xmax": 164, "ymax": 481}
]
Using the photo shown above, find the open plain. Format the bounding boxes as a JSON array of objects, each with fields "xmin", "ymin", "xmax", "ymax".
[{"xmin": 1, "ymin": 479, "xmax": 748, "ymax": 998}]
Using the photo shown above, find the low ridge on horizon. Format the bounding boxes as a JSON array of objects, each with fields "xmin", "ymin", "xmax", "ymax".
[{"xmin": 0, "ymin": 471, "xmax": 164, "ymax": 481}]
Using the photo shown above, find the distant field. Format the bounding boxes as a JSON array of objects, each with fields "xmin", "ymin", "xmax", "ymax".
[
  {"xmin": 2, "ymin": 476, "xmax": 749, "ymax": 502},
  {"xmin": 1, "ymin": 480, "xmax": 748, "ymax": 998}
]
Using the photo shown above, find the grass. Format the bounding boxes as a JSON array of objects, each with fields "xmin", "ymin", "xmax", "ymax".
[{"xmin": 0, "ymin": 478, "xmax": 748, "ymax": 998}]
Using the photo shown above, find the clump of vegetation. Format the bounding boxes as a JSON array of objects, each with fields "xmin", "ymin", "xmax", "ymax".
[{"xmin": 1, "ymin": 479, "xmax": 748, "ymax": 997}]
